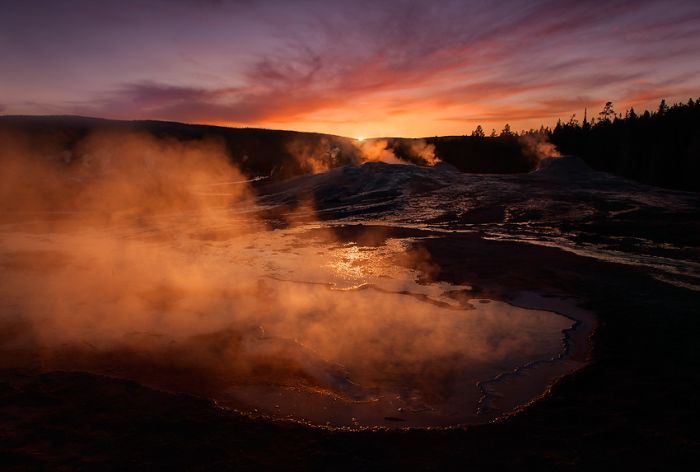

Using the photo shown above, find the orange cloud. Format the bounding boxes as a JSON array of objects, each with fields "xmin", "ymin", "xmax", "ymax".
[{"xmin": 3, "ymin": 0, "xmax": 700, "ymax": 137}]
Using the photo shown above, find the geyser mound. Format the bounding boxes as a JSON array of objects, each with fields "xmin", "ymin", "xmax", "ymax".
[{"xmin": 533, "ymin": 155, "xmax": 596, "ymax": 178}]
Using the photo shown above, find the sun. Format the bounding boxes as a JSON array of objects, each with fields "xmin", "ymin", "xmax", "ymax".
[{"xmin": 356, "ymin": 136, "xmax": 365, "ymax": 142}]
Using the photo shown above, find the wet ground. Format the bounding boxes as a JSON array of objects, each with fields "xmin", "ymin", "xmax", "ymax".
[
  {"xmin": 0, "ymin": 214, "xmax": 592, "ymax": 429},
  {"xmin": 1, "ymin": 157, "xmax": 699, "ymax": 468}
]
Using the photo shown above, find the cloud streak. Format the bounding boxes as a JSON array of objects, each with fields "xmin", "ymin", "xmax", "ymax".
[{"xmin": 2, "ymin": 0, "xmax": 700, "ymax": 136}]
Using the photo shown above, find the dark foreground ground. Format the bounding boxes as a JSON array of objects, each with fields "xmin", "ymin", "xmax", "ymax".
[
  {"xmin": 2, "ymin": 154, "xmax": 700, "ymax": 469},
  {"xmin": 2, "ymin": 230, "xmax": 699, "ymax": 470}
]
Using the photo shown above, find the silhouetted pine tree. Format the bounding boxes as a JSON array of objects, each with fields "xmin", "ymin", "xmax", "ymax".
[{"xmin": 550, "ymin": 98, "xmax": 700, "ymax": 191}]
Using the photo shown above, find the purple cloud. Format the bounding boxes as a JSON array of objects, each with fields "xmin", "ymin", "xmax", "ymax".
[{"xmin": 3, "ymin": 0, "xmax": 700, "ymax": 135}]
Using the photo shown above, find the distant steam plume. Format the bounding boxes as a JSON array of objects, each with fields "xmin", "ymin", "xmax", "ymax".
[
  {"xmin": 355, "ymin": 139, "xmax": 405, "ymax": 165},
  {"xmin": 519, "ymin": 133, "xmax": 561, "ymax": 163},
  {"xmin": 283, "ymin": 136, "xmax": 441, "ymax": 173},
  {"xmin": 405, "ymin": 139, "xmax": 440, "ymax": 165},
  {"xmin": 355, "ymin": 138, "xmax": 441, "ymax": 166},
  {"xmin": 285, "ymin": 136, "xmax": 344, "ymax": 174}
]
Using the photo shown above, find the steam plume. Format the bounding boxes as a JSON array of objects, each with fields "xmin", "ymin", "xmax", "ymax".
[
  {"xmin": 519, "ymin": 133, "xmax": 561, "ymax": 163},
  {"xmin": 0, "ymin": 129, "xmax": 572, "ymax": 426}
]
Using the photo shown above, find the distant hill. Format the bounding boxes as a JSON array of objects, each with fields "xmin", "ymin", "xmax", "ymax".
[
  {"xmin": 0, "ymin": 115, "xmax": 361, "ymax": 181},
  {"xmin": 0, "ymin": 116, "xmax": 537, "ymax": 180}
]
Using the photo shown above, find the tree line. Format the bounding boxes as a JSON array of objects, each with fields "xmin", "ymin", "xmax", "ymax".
[{"xmin": 468, "ymin": 98, "xmax": 700, "ymax": 191}]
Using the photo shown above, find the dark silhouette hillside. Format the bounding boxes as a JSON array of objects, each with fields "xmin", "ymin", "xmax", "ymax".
[
  {"xmin": 425, "ymin": 135, "xmax": 534, "ymax": 174},
  {"xmin": 2, "ymin": 103, "xmax": 699, "ymax": 191},
  {"xmin": 0, "ymin": 116, "xmax": 539, "ymax": 180},
  {"xmin": 0, "ymin": 115, "xmax": 365, "ymax": 181}
]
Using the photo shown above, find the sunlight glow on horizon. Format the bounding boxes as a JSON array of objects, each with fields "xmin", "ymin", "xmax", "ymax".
[{"xmin": 1, "ymin": 0, "xmax": 699, "ymax": 138}]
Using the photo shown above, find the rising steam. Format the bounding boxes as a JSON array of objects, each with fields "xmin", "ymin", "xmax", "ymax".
[
  {"xmin": 355, "ymin": 138, "xmax": 440, "ymax": 166},
  {"xmin": 405, "ymin": 139, "xmax": 440, "ymax": 166},
  {"xmin": 0, "ymin": 129, "xmax": 572, "ymax": 427},
  {"xmin": 355, "ymin": 138, "xmax": 405, "ymax": 165},
  {"xmin": 519, "ymin": 133, "xmax": 562, "ymax": 163},
  {"xmin": 285, "ymin": 136, "xmax": 440, "ymax": 173}
]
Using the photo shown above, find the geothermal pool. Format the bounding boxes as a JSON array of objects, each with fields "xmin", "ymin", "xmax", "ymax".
[{"xmin": 0, "ymin": 215, "xmax": 593, "ymax": 428}]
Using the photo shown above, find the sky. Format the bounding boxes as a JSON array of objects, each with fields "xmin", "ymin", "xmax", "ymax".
[{"xmin": 1, "ymin": 0, "xmax": 699, "ymax": 138}]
